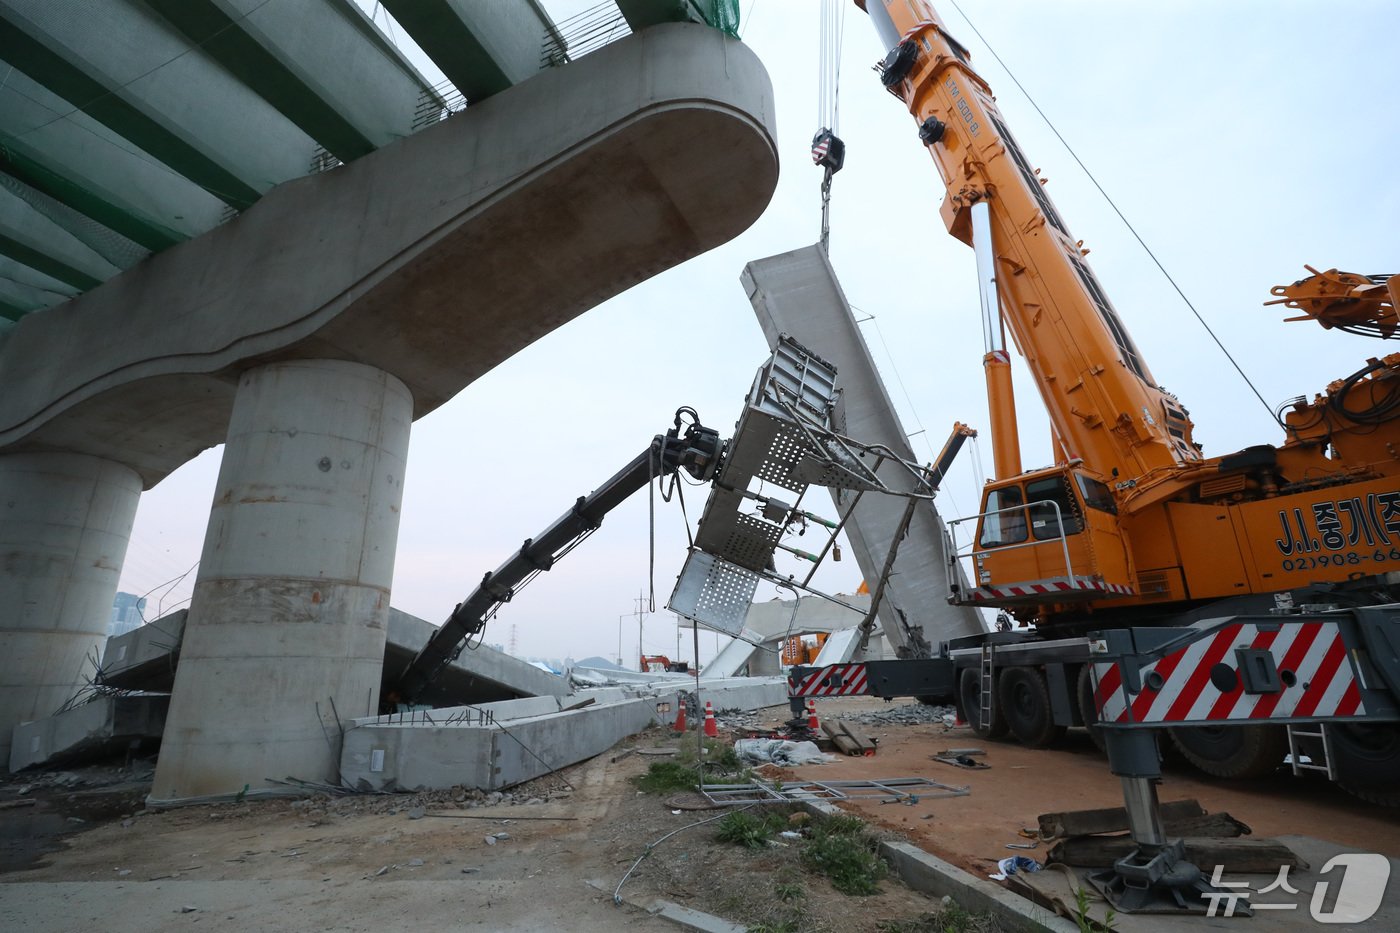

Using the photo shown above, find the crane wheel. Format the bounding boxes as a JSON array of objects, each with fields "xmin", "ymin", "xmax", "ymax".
[
  {"xmin": 997, "ymin": 666, "xmax": 1066, "ymax": 749},
  {"xmin": 1075, "ymin": 664, "xmax": 1107, "ymax": 753},
  {"xmin": 1167, "ymin": 724, "xmax": 1288, "ymax": 779},
  {"xmin": 1339, "ymin": 783, "xmax": 1400, "ymax": 808},
  {"xmin": 956, "ymin": 666, "xmax": 1008, "ymax": 739},
  {"xmin": 1330, "ymin": 722, "xmax": 1400, "ymax": 792}
]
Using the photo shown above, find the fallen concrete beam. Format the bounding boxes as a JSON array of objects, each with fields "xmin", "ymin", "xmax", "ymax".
[
  {"xmin": 98, "ymin": 606, "xmax": 569, "ymax": 707},
  {"xmin": 98, "ymin": 610, "xmax": 186, "ymax": 693},
  {"xmin": 744, "ymin": 246, "xmax": 984, "ymax": 652},
  {"xmin": 341, "ymin": 679, "xmax": 786, "ymax": 790},
  {"xmin": 10, "ymin": 695, "xmax": 168, "ymax": 772},
  {"xmin": 385, "ymin": 609, "xmax": 569, "ymax": 705},
  {"xmin": 342, "ymin": 696, "xmax": 657, "ymax": 791}
]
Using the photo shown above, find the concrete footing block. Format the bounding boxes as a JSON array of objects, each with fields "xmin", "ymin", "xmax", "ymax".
[{"xmin": 10, "ymin": 695, "xmax": 169, "ymax": 772}]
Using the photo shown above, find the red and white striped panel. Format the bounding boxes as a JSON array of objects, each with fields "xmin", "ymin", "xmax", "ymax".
[
  {"xmin": 790, "ymin": 664, "xmax": 870, "ymax": 698},
  {"xmin": 965, "ymin": 576, "xmax": 1134, "ymax": 602},
  {"xmin": 810, "ymin": 140, "xmax": 829, "ymax": 164},
  {"xmin": 1093, "ymin": 621, "xmax": 1366, "ymax": 725}
]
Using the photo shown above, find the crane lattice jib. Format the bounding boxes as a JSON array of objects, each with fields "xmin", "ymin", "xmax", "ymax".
[{"xmin": 859, "ymin": 0, "xmax": 1201, "ymax": 484}]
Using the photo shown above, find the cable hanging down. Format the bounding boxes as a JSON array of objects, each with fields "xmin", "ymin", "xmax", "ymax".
[{"xmin": 812, "ymin": 0, "xmax": 847, "ymax": 252}]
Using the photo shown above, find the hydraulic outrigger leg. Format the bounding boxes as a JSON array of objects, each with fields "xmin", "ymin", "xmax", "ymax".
[{"xmin": 1092, "ymin": 729, "xmax": 1245, "ymax": 914}]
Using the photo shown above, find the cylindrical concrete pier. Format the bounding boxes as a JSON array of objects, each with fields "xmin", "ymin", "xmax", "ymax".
[
  {"xmin": 0, "ymin": 453, "xmax": 142, "ymax": 770},
  {"xmin": 151, "ymin": 360, "xmax": 411, "ymax": 801}
]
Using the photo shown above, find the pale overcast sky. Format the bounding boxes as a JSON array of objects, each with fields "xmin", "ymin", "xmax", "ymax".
[{"xmin": 116, "ymin": 1, "xmax": 1400, "ymax": 667}]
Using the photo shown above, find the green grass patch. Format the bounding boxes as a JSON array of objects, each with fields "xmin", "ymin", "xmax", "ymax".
[
  {"xmin": 801, "ymin": 812, "xmax": 887, "ymax": 896},
  {"xmin": 631, "ymin": 739, "xmax": 754, "ymax": 795},
  {"xmin": 632, "ymin": 761, "xmax": 702, "ymax": 794},
  {"xmin": 713, "ymin": 810, "xmax": 791, "ymax": 849}
]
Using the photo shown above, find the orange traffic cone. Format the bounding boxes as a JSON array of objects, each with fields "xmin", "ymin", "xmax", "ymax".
[
  {"xmin": 672, "ymin": 701, "xmax": 687, "ymax": 733},
  {"xmin": 806, "ymin": 699, "xmax": 820, "ymax": 733},
  {"xmin": 703, "ymin": 701, "xmax": 718, "ymax": 738}
]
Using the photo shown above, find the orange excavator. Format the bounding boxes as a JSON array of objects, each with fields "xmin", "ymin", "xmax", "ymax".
[{"xmin": 842, "ymin": 0, "xmax": 1400, "ymax": 803}]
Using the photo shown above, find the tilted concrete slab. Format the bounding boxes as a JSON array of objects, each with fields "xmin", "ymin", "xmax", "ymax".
[
  {"xmin": 10, "ymin": 695, "xmax": 168, "ymax": 772},
  {"xmin": 99, "ymin": 606, "xmax": 568, "ymax": 707},
  {"xmin": 385, "ymin": 609, "xmax": 569, "ymax": 705},
  {"xmin": 98, "ymin": 610, "xmax": 187, "ymax": 693},
  {"xmin": 0, "ymin": 24, "xmax": 778, "ymax": 487},
  {"xmin": 743, "ymin": 246, "xmax": 984, "ymax": 653}
]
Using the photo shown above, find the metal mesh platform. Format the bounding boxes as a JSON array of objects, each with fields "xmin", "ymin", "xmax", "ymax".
[{"xmin": 700, "ymin": 777, "xmax": 968, "ymax": 806}]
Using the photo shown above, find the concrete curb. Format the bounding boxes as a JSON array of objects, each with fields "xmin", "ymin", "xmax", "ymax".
[
  {"xmin": 802, "ymin": 800, "xmax": 1078, "ymax": 933},
  {"xmin": 588, "ymin": 879, "xmax": 746, "ymax": 933}
]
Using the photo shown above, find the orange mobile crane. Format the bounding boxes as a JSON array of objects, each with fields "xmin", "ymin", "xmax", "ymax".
[{"xmin": 842, "ymin": 0, "xmax": 1400, "ymax": 808}]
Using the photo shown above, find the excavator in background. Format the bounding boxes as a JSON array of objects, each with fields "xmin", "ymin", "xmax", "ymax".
[
  {"xmin": 640, "ymin": 654, "xmax": 693, "ymax": 674},
  {"xmin": 834, "ymin": 0, "xmax": 1400, "ymax": 818}
]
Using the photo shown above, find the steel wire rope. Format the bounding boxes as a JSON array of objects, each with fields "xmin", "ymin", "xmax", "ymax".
[
  {"xmin": 946, "ymin": 0, "xmax": 1282, "ymax": 432},
  {"xmin": 852, "ymin": 305, "xmax": 969, "ymax": 520},
  {"xmin": 613, "ymin": 803, "xmax": 760, "ymax": 905}
]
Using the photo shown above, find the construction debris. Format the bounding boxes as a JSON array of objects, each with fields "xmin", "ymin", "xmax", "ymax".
[{"xmin": 836, "ymin": 702, "xmax": 956, "ymax": 727}]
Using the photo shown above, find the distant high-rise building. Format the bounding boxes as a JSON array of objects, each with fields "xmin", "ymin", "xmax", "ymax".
[{"xmin": 109, "ymin": 592, "xmax": 147, "ymax": 638}]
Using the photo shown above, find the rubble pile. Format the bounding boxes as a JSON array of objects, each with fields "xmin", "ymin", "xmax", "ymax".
[{"xmin": 840, "ymin": 702, "xmax": 956, "ymax": 727}]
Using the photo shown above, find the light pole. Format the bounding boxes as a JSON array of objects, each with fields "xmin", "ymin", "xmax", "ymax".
[
  {"xmin": 617, "ymin": 613, "xmax": 628, "ymax": 668},
  {"xmin": 635, "ymin": 591, "xmax": 647, "ymax": 671}
]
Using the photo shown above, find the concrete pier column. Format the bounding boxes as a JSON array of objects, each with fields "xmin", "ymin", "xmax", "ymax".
[
  {"xmin": 0, "ymin": 453, "xmax": 142, "ymax": 769},
  {"xmin": 151, "ymin": 360, "xmax": 411, "ymax": 801}
]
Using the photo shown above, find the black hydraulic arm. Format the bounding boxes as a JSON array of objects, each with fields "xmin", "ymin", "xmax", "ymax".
[{"xmin": 390, "ymin": 409, "xmax": 724, "ymax": 705}]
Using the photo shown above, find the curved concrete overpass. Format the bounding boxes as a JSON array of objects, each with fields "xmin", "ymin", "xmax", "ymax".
[
  {"xmin": 1, "ymin": 22, "xmax": 777, "ymax": 787},
  {"xmin": 0, "ymin": 23, "xmax": 777, "ymax": 485}
]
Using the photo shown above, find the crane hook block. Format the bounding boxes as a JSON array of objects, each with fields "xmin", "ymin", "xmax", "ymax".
[
  {"xmin": 879, "ymin": 40, "xmax": 918, "ymax": 88},
  {"xmin": 811, "ymin": 129, "xmax": 845, "ymax": 174}
]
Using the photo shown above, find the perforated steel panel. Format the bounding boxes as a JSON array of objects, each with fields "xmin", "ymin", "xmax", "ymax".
[
  {"xmin": 791, "ymin": 450, "xmax": 883, "ymax": 491},
  {"xmin": 667, "ymin": 551, "xmax": 760, "ymax": 636}
]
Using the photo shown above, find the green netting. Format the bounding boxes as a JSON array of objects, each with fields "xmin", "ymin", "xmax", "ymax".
[{"xmin": 691, "ymin": 0, "xmax": 741, "ymax": 38}]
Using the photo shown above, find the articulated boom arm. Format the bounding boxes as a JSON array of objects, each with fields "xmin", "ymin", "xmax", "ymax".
[
  {"xmin": 390, "ymin": 411, "xmax": 723, "ymax": 704},
  {"xmin": 858, "ymin": 0, "xmax": 1199, "ymax": 484}
]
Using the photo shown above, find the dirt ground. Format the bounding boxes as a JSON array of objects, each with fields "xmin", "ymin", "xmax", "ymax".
[
  {"xmin": 1, "ymin": 730, "xmax": 958, "ymax": 933},
  {"xmin": 5, "ymin": 696, "xmax": 1399, "ymax": 932},
  {"xmin": 762, "ymin": 697, "xmax": 1400, "ymax": 880}
]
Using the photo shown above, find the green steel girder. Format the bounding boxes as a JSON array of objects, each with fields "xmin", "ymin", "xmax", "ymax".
[
  {"xmin": 0, "ymin": 269, "xmax": 70, "ymax": 320},
  {"xmin": 0, "ymin": 149, "xmax": 183, "ymax": 253},
  {"xmin": 143, "ymin": 0, "xmax": 378, "ymax": 163},
  {"xmin": 0, "ymin": 7, "xmax": 263, "ymax": 210},
  {"xmin": 380, "ymin": 0, "xmax": 550, "ymax": 103},
  {"xmin": 0, "ymin": 231, "xmax": 102, "ymax": 292},
  {"xmin": 0, "ymin": 297, "xmax": 28, "ymax": 323}
]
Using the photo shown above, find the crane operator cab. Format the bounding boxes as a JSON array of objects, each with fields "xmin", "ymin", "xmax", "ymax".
[{"xmin": 958, "ymin": 465, "xmax": 1135, "ymax": 609}]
